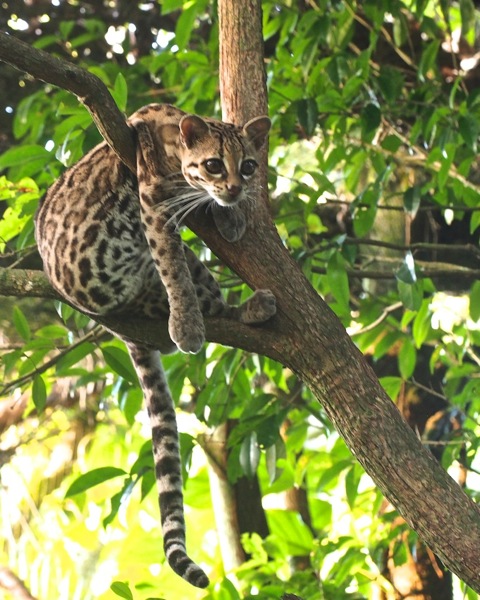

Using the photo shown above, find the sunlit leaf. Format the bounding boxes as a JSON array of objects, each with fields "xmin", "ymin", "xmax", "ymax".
[
  {"xmin": 239, "ymin": 431, "xmax": 260, "ymax": 479},
  {"xmin": 101, "ymin": 345, "xmax": 137, "ymax": 383},
  {"xmin": 399, "ymin": 337, "xmax": 417, "ymax": 380},
  {"xmin": 111, "ymin": 581, "xmax": 134, "ymax": 600},
  {"xmin": 32, "ymin": 374, "xmax": 47, "ymax": 412},
  {"xmin": 12, "ymin": 305, "xmax": 31, "ymax": 341},
  {"xmin": 65, "ymin": 467, "xmax": 127, "ymax": 497},
  {"xmin": 327, "ymin": 252, "xmax": 350, "ymax": 313}
]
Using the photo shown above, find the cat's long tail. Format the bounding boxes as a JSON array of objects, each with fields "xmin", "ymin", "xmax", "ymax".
[{"xmin": 127, "ymin": 343, "xmax": 210, "ymax": 589}]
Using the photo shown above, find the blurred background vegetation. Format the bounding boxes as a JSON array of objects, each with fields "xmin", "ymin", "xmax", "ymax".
[{"xmin": 1, "ymin": 0, "xmax": 480, "ymax": 598}]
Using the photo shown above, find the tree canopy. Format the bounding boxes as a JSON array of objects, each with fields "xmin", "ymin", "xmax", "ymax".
[{"xmin": 2, "ymin": 1, "xmax": 480, "ymax": 599}]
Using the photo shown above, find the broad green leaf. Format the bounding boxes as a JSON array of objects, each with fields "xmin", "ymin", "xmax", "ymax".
[
  {"xmin": 418, "ymin": 40, "xmax": 440, "ymax": 82},
  {"xmin": 352, "ymin": 187, "xmax": 379, "ymax": 237},
  {"xmin": 239, "ymin": 431, "xmax": 260, "ymax": 479},
  {"xmin": 119, "ymin": 386, "xmax": 143, "ymax": 426},
  {"xmin": 110, "ymin": 582, "xmax": 134, "ymax": 600},
  {"xmin": 380, "ymin": 376, "xmax": 403, "ymax": 401},
  {"xmin": 35, "ymin": 325, "xmax": 68, "ymax": 339},
  {"xmin": 112, "ymin": 73, "xmax": 128, "ymax": 112},
  {"xmin": 361, "ymin": 103, "xmax": 381, "ymax": 142},
  {"xmin": 104, "ymin": 477, "xmax": 136, "ymax": 527},
  {"xmin": 327, "ymin": 252, "xmax": 350, "ymax": 314},
  {"xmin": 55, "ymin": 342, "xmax": 96, "ymax": 373},
  {"xmin": 267, "ymin": 509, "xmax": 314, "ymax": 555},
  {"xmin": 459, "ymin": 114, "xmax": 479, "ymax": 152},
  {"xmin": 161, "ymin": 0, "xmax": 184, "ymax": 14},
  {"xmin": 101, "ymin": 345, "xmax": 137, "ymax": 383},
  {"xmin": 404, "ymin": 185, "xmax": 421, "ymax": 217},
  {"xmin": 398, "ymin": 337, "xmax": 416, "ymax": 380},
  {"xmin": 32, "ymin": 375, "xmax": 47, "ymax": 412},
  {"xmin": 12, "ymin": 305, "xmax": 31, "ymax": 341},
  {"xmin": 345, "ymin": 464, "xmax": 362, "ymax": 509},
  {"xmin": 65, "ymin": 466, "xmax": 127, "ymax": 497},
  {"xmin": 397, "ymin": 280, "xmax": 423, "ymax": 311},
  {"xmin": 470, "ymin": 281, "xmax": 480, "ymax": 322},
  {"xmin": 297, "ymin": 98, "xmax": 318, "ymax": 137},
  {"xmin": 396, "ymin": 251, "xmax": 416, "ymax": 284},
  {"xmin": 412, "ymin": 299, "xmax": 431, "ymax": 348},
  {"xmin": 0, "ymin": 144, "xmax": 50, "ymax": 170}
]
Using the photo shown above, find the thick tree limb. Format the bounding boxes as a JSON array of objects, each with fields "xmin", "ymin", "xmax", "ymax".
[
  {"xmin": 0, "ymin": 30, "xmax": 136, "ymax": 172},
  {"xmin": 1, "ymin": 26, "xmax": 480, "ymax": 593}
]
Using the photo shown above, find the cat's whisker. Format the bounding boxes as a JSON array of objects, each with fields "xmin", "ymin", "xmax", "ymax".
[{"xmin": 164, "ymin": 195, "xmax": 210, "ymax": 230}]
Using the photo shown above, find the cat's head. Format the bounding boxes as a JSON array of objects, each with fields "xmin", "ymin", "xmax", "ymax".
[{"xmin": 178, "ymin": 114, "xmax": 271, "ymax": 206}]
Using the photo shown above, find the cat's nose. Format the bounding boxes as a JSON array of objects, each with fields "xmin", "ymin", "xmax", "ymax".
[{"xmin": 227, "ymin": 184, "xmax": 242, "ymax": 198}]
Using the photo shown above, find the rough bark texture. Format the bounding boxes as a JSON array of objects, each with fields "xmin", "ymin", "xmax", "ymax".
[{"xmin": 1, "ymin": 12, "xmax": 480, "ymax": 592}]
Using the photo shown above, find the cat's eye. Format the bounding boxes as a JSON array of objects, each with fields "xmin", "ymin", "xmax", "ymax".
[
  {"xmin": 240, "ymin": 159, "xmax": 257, "ymax": 176},
  {"xmin": 204, "ymin": 158, "xmax": 224, "ymax": 174}
]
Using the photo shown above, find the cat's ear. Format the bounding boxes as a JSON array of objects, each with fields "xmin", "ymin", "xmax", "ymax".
[
  {"xmin": 243, "ymin": 116, "xmax": 271, "ymax": 151},
  {"xmin": 179, "ymin": 115, "xmax": 210, "ymax": 149}
]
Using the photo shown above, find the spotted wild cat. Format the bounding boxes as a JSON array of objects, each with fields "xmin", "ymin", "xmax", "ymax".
[{"xmin": 35, "ymin": 103, "xmax": 275, "ymax": 588}]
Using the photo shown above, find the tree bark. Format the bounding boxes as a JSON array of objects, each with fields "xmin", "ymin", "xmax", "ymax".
[{"xmin": 1, "ymin": 20, "xmax": 480, "ymax": 593}]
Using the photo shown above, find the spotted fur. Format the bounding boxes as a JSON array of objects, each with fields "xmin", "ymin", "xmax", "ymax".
[{"xmin": 35, "ymin": 103, "xmax": 275, "ymax": 588}]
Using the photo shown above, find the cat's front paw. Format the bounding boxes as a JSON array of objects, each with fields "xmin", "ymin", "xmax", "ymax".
[
  {"xmin": 240, "ymin": 289, "xmax": 276, "ymax": 324},
  {"xmin": 212, "ymin": 204, "xmax": 246, "ymax": 242},
  {"xmin": 169, "ymin": 315, "xmax": 205, "ymax": 354}
]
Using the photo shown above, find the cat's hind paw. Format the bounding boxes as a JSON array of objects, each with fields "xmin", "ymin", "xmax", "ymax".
[{"xmin": 238, "ymin": 289, "xmax": 276, "ymax": 324}]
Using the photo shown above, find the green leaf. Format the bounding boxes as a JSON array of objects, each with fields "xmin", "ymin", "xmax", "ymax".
[
  {"xmin": 112, "ymin": 73, "xmax": 128, "ymax": 112},
  {"xmin": 35, "ymin": 325, "xmax": 68, "ymax": 340},
  {"xmin": 267, "ymin": 509, "xmax": 314, "ymax": 555},
  {"xmin": 0, "ymin": 145, "xmax": 50, "ymax": 170},
  {"xmin": 459, "ymin": 114, "xmax": 479, "ymax": 152},
  {"xmin": 161, "ymin": 0, "xmax": 184, "ymax": 14},
  {"xmin": 418, "ymin": 40, "xmax": 440, "ymax": 82},
  {"xmin": 345, "ymin": 464, "xmax": 362, "ymax": 509},
  {"xmin": 398, "ymin": 337, "xmax": 416, "ymax": 380},
  {"xmin": 380, "ymin": 376, "xmax": 403, "ymax": 401},
  {"xmin": 297, "ymin": 98, "xmax": 318, "ymax": 136},
  {"xmin": 404, "ymin": 186, "xmax": 421, "ymax": 217},
  {"xmin": 470, "ymin": 281, "xmax": 480, "ymax": 321},
  {"xmin": 239, "ymin": 431, "xmax": 260, "ymax": 479},
  {"xmin": 361, "ymin": 103, "xmax": 381, "ymax": 142},
  {"xmin": 103, "ymin": 477, "xmax": 136, "ymax": 527},
  {"xmin": 397, "ymin": 279, "xmax": 423, "ymax": 311},
  {"xmin": 326, "ymin": 252, "xmax": 350, "ymax": 313},
  {"xmin": 110, "ymin": 581, "xmax": 134, "ymax": 600},
  {"xmin": 12, "ymin": 305, "xmax": 31, "ymax": 341},
  {"xmin": 65, "ymin": 466, "xmax": 127, "ymax": 497},
  {"xmin": 56, "ymin": 342, "xmax": 96, "ymax": 373},
  {"xmin": 412, "ymin": 299, "xmax": 431, "ymax": 348},
  {"xmin": 396, "ymin": 251, "xmax": 416, "ymax": 284},
  {"xmin": 378, "ymin": 66, "xmax": 404, "ymax": 103},
  {"xmin": 32, "ymin": 375, "xmax": 47, "ymax": 412},
  {"xmin": 353, "ymin": 187, "xmax": 379, "ymax": 237},
  {"xmin": 101, "ymin": 345, "xmax": 137, "ymax": 383}
]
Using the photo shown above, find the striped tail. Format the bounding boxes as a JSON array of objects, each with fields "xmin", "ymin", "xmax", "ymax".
[{"xmin": 127, "ymin": 343, "xmax": 209, "ymax": 589}]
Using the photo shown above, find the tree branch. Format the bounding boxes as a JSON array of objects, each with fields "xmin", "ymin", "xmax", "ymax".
[
  {"xmin": 1, "ymin": 28, "xmax": 480, "ymax": 592},
  {"xmin": 0, "ymin": 30, "xmax": 136, "ymax": 172}
]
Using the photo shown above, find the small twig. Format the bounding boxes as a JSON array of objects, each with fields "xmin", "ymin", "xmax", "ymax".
[
  {"xmin": 351, "ymin": 301, "xmax": 403, "ymax": 335},
  {"xmin": 0, "ymin": 326, "xmax": 105, "ymax": 397}
]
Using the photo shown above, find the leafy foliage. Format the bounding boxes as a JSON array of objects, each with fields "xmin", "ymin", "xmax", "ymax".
[{"xmin": 1, "ymin": 0, "xmax": 480, "ymax": 599}]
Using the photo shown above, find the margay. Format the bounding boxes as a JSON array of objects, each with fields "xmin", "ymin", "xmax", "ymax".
[{"xmin": 35, "ymin": 103, "xmax": 275, "ymax": 588}]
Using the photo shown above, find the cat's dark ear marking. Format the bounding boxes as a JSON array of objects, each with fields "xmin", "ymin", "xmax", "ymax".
[
  {"xmin": 179, "ymin": 115, "xmax": 210, "ymax": 149},
  {"xmin": 243, "ymin": 116, "xmax": 271, "ymax": 151}
]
